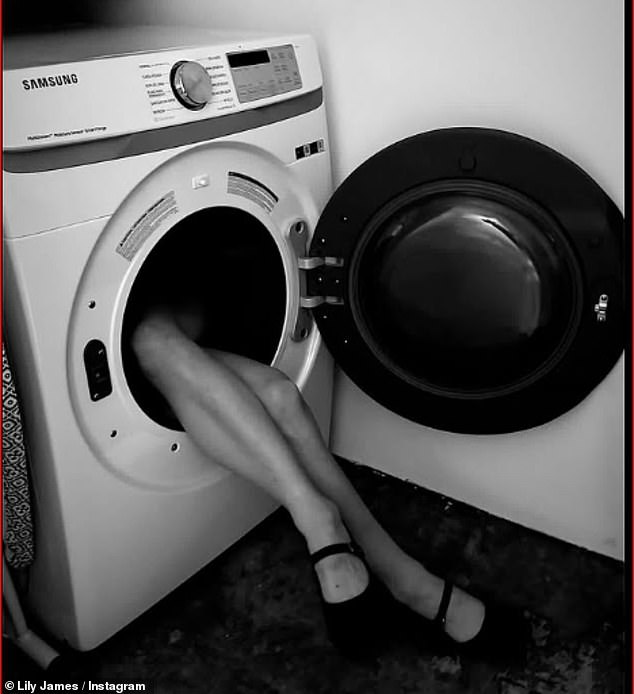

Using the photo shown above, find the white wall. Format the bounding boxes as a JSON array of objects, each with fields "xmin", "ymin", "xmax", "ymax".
[
  {"xmin": 98, "ymin": 1, "xmax": 624, "ymax": 554},
  {"xmin": 103, "ymin": 0, "xmax": 624, "ymax": 207}
]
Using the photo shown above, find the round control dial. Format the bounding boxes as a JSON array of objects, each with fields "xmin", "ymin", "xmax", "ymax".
[{"xmin": 170, "ymin": 61, "xmax": 213, "ymax": 110}]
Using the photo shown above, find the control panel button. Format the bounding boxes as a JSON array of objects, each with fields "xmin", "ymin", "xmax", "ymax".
[{"xmin": 170, "ymin": 61, "xmax": 214, "ymax": 110}]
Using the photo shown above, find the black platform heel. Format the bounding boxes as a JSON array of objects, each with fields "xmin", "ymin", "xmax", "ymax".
[{"xmin": 310, "ymin": 541, "xmax": 389, "ymax": 659}]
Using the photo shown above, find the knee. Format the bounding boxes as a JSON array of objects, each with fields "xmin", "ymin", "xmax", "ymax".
[{"xmin": 260, "ymin": 371, "xmax": 304, "ymax": 421}]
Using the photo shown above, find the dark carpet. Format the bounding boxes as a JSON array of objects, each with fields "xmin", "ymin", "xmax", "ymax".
[{"xmin": 3, "ymin": 459, "xmax": 626, "ymax": 693}]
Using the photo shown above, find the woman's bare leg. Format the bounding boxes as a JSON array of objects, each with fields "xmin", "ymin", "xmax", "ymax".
[
  {"xmin": 204, "ymin": 348, "xmax": 486, "ymax": 643},
  {"xmin": 131, "ymin": 314, "xmax": 368, "ymax": 605}
]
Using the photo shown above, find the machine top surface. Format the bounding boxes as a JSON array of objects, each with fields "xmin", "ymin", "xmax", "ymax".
[{"xmin": 3, "ymin": 25, "xmax": 287, "ymax": 69}]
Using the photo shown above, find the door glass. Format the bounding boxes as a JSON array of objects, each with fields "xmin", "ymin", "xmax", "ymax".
[
  {"xmin": 351, "ymin": 188, "xmax": 580, "ymax": 395},
  {"xmin": 122, "ymin": 206, "xmax": 286, "ymax": 428}
]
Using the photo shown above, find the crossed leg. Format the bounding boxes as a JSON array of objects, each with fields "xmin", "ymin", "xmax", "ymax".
[
  {"xmin": 203, "ymin": 348, "xmax": 486, "ymax": 643},
  {"xmin": 131, "ymin": 313, "xmax": 369, "ymax": 605},
  {"xmin": 132, "ymin": 311, "xmax": 484, "ymax": 642}
]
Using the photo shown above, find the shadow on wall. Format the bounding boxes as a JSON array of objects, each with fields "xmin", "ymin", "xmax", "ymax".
[{"xmin": 3, "ymin": 0, "xmax": 104, "ymax": 34}]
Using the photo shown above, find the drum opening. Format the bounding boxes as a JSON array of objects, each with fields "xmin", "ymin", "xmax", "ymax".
[{"xmin": 121, "ymin": 206, "xmax": 287, "ymax": 430}]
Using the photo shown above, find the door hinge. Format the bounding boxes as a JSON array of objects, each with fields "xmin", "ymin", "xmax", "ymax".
[{"xmin": 288, "ymin": 220, "xmax": 344, "ymax": 341}]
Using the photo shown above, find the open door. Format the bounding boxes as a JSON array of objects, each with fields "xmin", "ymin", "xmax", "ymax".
[{"xmin": 306, "ymin": 128, "xmax": 624, "ymax": 434}]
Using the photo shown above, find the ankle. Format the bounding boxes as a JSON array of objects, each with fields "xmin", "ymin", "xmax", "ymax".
[
  {"xmin": 291, "ymin": 495, "xmax": 348, "ymax": 554},
  {"xmin": 388, "ymin": 563, "xmax": 445, "ymax": 615}
]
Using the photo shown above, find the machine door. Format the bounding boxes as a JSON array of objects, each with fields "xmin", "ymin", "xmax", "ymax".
[{"xmin": 309, "ymin": 128, "xmax": 624, "ymax": 434}]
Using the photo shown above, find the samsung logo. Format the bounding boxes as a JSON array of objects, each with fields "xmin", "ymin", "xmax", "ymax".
[{"xmin": 22, "ymin": 73, "xmax": 79, "ymax": 90}]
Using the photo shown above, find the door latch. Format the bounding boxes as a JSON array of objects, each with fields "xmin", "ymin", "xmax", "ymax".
[{"xmin": 594, "ymin": 294, "xmax": 608, "ymax": 322}]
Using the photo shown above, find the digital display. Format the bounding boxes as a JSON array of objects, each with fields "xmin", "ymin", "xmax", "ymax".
[
  {"xmin": 228, "ymin": 44, "xmax": 301, "ymax": 104},
  {"xmin": 227, "ymin": 50, "xmax": 271, "ymax": 68}
]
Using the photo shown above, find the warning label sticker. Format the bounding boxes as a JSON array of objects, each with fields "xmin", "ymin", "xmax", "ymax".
[
  {"xmin": 116, "ymin": 191, "xmax": 178, "ymax": 261},
  {"xmin": 227, "ymin": 171, "xmax": 278, "ymax": 213}
]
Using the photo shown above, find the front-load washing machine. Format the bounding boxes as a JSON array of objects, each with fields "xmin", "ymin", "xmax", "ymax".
[{"xmin": 3, "ymin": 26, "xmax": 335, "ymax": 650}]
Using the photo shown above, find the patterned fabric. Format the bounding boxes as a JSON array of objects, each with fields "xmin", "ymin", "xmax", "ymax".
[{"xmin": 2, "ymin": 344, "xmax": 35, "ymax": 568}]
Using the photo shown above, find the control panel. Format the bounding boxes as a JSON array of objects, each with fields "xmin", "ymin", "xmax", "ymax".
[
  {"xmin": 3, "ymin": 33, "xmax": 319, "ymax": 150},
  {"xmin": 142, "ymin": 44, "xmax": 302, "ymax": 118}
]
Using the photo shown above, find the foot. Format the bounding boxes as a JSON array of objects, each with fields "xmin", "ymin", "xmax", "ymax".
[
  {"xmin": 294, "ymin": 499, "xmax": 370, "ymax": 604},
  {"xmin": 436, "ymin": 582, "xmax": 486, "ymax": 643},
  {"xmin": 431, "ymin": 580, "xmax": 530, "ymax": 662},
  {"xmin": 390, "ymin": 562, "xmax": 485, "ymax": 642},
  {"xmin": 312, "ymin": 545, "xmax": 370, "ymax": 604}
]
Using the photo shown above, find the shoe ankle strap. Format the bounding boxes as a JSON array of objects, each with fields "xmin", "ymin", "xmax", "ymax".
[
  {"xmin": 310, "ymin": 541, "xmax": 364, "ymax": 566},
  {"xmin": 433, "ymin": 580, "xmax": 454, "ymax": 628}
]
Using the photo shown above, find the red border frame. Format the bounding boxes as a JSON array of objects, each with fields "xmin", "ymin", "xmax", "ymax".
[{"xmin": 0, "ymin": 5, "xmax": 631, "ymax": 689}]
